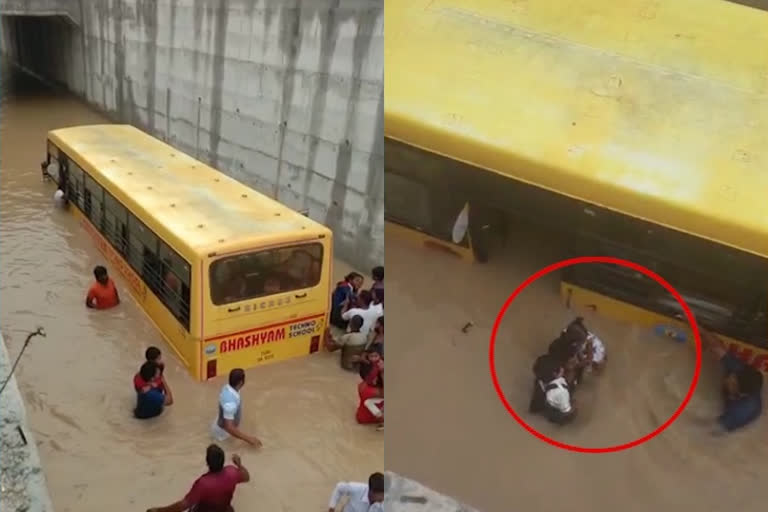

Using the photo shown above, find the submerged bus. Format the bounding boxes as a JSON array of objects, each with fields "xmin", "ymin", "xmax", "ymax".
[
  {"xmin": 385, "ymin": 0, "xmax": 768, "ymax": 369},
  {"xmin": 44, "ymin": 124, "xmax": 332, "ymax": 381}
]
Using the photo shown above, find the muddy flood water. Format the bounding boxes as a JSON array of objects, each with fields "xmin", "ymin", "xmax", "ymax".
[
  {"xmin": 386, "ymin": 223, "xmax": 768, "ymax": 512},
  {"xmin": 0, "ymin": 63, "xmax": 382, "ymax": 511}
]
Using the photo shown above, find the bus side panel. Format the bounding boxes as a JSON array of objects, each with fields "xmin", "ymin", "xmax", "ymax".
[
  {"xmin": 74, "ymin": 207, "xmax": 201, "ymax": 378},
  {"xmin": 200, "ymin": 237, "xmax": 332, "ymax": 379},
  {"xmin": 561, "ymin": 282, "xmax": 768, "ymax": 374}
]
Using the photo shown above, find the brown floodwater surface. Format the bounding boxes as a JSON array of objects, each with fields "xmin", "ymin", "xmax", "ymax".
[
  {"xmin": 0, "ymin": 62, "xmax": 382, "ymax": 511},
  {"xmin": 386, "ymin": 224, "xmax": 768, "ymax": 512}
]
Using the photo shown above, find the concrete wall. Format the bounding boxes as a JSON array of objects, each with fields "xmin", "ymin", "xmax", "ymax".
[
  {"xmin": 386, "ymin": 472, "xmax": 480, "ymax": 512},
  {"xmin": 0, "ymin": 335, "xmax": 55, "ymax": 512},
  {"xmin": 0, "ymin": 0, "xmax": 384, "ymax": 270}
]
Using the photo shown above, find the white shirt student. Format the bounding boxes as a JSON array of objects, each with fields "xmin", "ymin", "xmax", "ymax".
[
  {"xmin": 545, "ymin": 375, "xmax": 572, "ymax": 414},
  {"xmin": 342, "ymin": 301, "xmax": 383, "ymax": 336},
  {"xmin": 328, "ymin": 473, "xmax": 385, "ymax": 512},
  {"xmin": 587, "ymin": 332, "xmax": 606, "ymax": 364}
]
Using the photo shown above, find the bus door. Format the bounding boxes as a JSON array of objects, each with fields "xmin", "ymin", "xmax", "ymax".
[{"xmin": 204, "ymin": 241, "xmax": 328, "ymax": 375}]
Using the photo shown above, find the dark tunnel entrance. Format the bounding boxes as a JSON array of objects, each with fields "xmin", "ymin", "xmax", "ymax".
[{"xmin": 1, "ymin": 15, "xmax": 82, "ymax": 90}]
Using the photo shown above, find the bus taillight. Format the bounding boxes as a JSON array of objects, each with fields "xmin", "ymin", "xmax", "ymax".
[
  {"xmin": 309, "ymin": 335, "xmax": 320, "ymax": 354},
  {"xmin": 206, "ymin": 359, "xmax": 217, "ymax": 379}
]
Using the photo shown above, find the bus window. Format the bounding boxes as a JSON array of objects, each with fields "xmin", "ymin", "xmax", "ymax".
[
  {"xmin": 68, "ymin": 160, "xmax": 85, "ymax": 209},
  {"xmin": 159, "ymin": 241, "xmax": 191, "ymax": 329},
  {"xmin": 84, "ymin": 174, "xmax": 104, "ymax": 229},
  {"xmin": 385, "ymin": 171, "xmax": 432, "ymax": 233},
  {"xmin": 103, "ymin": 191, "xmax": 128, "ymax": 256},
  {"xmin": 210, "ymin": 243, "xmax": 323, "ymax": 306},
  {"xmin": 127, "ymin": 214, "xmax": 161, "ymax": 292}
]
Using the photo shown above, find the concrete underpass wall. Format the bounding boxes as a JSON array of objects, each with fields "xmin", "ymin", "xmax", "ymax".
[{"xmin": 1, "ymin": 0, "xmax": 384, "ymax": 269}]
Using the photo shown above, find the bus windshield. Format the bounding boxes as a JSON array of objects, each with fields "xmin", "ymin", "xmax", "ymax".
[{"xmin": 210, "ymin": 243, "xmax": 323, "ymax": 306}]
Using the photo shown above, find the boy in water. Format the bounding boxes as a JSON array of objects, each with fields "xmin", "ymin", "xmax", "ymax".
[
  {"xmin": 134, "ymin": 361, "xmax": 174, "ymax": 419},
  {"xmin": 86, "ymin": 265, "xmax": 120, "ymax": 310},
  {"xmin": 134, "ymin": 347, "xmax": 166, "ymax": 394}
]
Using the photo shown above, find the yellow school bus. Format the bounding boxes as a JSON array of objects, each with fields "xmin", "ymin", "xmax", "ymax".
[
  {"xmin": 44, "ymin": 124, "xmax": 332, "ymax": 381},
  {"xmin": 385, "ymin": 0, "xmax": 768, "ymax": 370}
]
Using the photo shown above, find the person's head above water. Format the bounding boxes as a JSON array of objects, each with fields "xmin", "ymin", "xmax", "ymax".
[
  {"xmin": 145, "ymin": 346, "xmax": 162, "ymax": 363},
  {"xmin": 345, "ymin": 272, "xmax": 364, "ymax": 289},
  {"xmin": 368, "ymin": 472, "xmax": 385, "ymax": 503},
  {"xmin": 93, "ymin": 265, "xmax": 109, "ymax": 285},
  {"xmin": 205, "ymin": 444, "xmax": 226, "ymax": 473},
  {"xmin": 229, "ymin": 368, "xmax": 246, "ymax": 390},
  {"xmin": 371, "ymin": 266, "xmax": 384, "ymax": 283},
  {"xmin": 533, "ymin": 354, "xmax": 563, "ymax": 382},
  {"xmin": 727, "ymin": 366, "xmax": 764, "ymax": 397},
  {"xmin": 140, "ymin": 361, "xmax": 159, "ymax": 382},
  {"xmin": 350, "ymin": 315, "xmax": 364, "ymax": 333}
]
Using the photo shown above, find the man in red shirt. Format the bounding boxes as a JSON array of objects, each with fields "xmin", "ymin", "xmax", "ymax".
[
  {"xmin": 85, "ymin": 265, "xmax": 120, "ymax": 310},
  {"xmin": 146, "ymin": 444, "xmax": 249, "ymax": 512}
]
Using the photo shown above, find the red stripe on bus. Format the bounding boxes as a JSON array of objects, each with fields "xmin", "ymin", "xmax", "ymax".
[{"xmin": 204, "ymin": 313, "xmax": 326, "ymax": 342}]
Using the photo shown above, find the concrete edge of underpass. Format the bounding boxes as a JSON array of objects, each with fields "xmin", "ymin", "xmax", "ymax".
[{"xmin": 0, "ymin": 332, "xmax": 55, "ymax": 512}]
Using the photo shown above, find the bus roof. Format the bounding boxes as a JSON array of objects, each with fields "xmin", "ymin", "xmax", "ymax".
[
  {"xmin": 386, "ymin": 0, "xmax": 768, "ymax": 257},
  {"xmin": 49, "ymin": 125, "xmax": 330, "ymax": 253}
]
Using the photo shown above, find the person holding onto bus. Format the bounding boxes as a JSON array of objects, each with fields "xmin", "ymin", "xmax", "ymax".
[
  {"xmin": 86, "ymin": 265, "xmax": 120, "ymax": 310},
  {"xmin": 211, "ymin": 369, "xmax": 262, "ymax": 448},
  {"xmin": 342, "ymin": 289, "xmax": 383, "ymax": 337},
  {"xmin": 146, "ymin": 444, "xmax": 250, "ymax": 512},
  {"xmin": 330, "ymin": 272, "xmax": 363, "ymax": 329},
  {"xmin": 326, "ymin": 315, "xmax": 368, "ymax": 371},
  {"xmin": 370, "ymin": 266, "xmax": 384, "ymax": 292},
  {"xmin": 328, "ymin": 472, "xmax": 386, "ymax": 512},
  {"xmin": 366, "ymin": 316, "xmax": 384, "ymax": 359},
  {"xmin": 134, "ymin": 361, "xmax": 174, "ymax": 420}
]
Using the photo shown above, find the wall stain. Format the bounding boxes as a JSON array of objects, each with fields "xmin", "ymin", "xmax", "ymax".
[
  {"xmin": 208, "ymin": 0, "xmax": 229, "ymax": 170},
  {"xmin": 325, "ymin": 7, "xmax": 377, "ymax": 257},
  {"xmin": 274, "ymin": 2, "xmax": 302, "ymax": 198},
  {"xmin": 302, "ymin": 4, "xmax": 341, "ymax": 213},
  {"xmin": 136, "ymin": 0, "xmax": 158, "ymax": 133}
]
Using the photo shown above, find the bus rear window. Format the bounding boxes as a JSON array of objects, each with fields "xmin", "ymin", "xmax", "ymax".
[{"xmin": 210, "ymin": 243, "xmax": 323, "ymax": 306}]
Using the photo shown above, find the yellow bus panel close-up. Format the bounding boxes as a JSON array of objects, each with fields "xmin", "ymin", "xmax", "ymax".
[
  {"xmin": 384, "ymin": 0, "xmax": 768, "ymax": 367},
  {"xmin": 45, "ymin": 124, "xmax": 332, "ymax": 381}
]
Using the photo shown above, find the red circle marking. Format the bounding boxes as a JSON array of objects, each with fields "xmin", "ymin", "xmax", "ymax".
[{"xmin": 488, "ymin": 256, "xmax": 702, "ymax": 453}]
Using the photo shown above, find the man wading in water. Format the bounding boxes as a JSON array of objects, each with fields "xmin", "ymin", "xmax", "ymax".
[
  {"xmin": 211, "ymin": 369, "xmax": 262, "ymax": 447},
  {"xmin": 146, "ymin": 444, "xmax": 250, "ymax": 512}
]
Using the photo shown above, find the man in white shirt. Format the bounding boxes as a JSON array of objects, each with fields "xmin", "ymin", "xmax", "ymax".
[
  {"xmin": 211, "ymin": 368, "xmax": 262, "ymax": 447},
  {"xmin": 328, "ymin": 472, "xmax": 385, "ymax": 512},
  {"xmin": 545, "ymin": 365, "xmax": 577, "ymax": 425},
  {"xmin": 341, "ymin": 289, "xmax": 384, "ymax": 337}
]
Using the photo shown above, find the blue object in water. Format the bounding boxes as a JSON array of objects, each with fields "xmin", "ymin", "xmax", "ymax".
[{"xmin": 654, "ymin": 325, "xmax": 688, "ymax": 343}]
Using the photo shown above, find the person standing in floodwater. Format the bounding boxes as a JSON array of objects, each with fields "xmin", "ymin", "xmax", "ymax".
[
  {"xmin": 211, "ymin": 369, "xmax": 262, "ymax": 447},
  {"xmin": 328, "ymin": 472, "xmax": 385, "ymax": 512},
  {"xmin": 700, "ymin": 326, "xmax": 763, "ymax": 435},
  {"xmin": 146, "ymin": 444, "xmax": 250, "ymax": 512},
  {"xmin": 85, "ymin": 265, "xmax": 120, "ymax": 310}
]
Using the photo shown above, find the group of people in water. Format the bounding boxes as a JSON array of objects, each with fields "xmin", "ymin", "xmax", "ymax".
[
  {"xmin": 327, "ymin": 266, "xmax": 385, "ymax": 432},
  {"xmin": 84, "ymin": 261, "xmax": 384, "ymax": 511},
  {"xmin": 528, "ymin": 312, "xmax": 764, "ymax": 434},
  {"xmin": 529, "ymin": 317, "xmax": 607, "ymax": 424}
]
